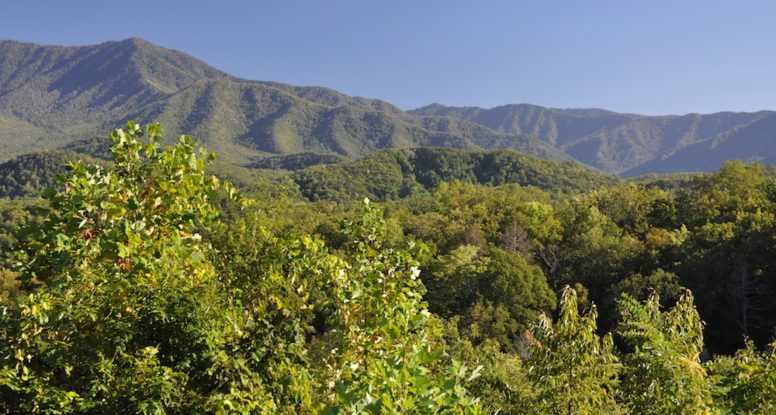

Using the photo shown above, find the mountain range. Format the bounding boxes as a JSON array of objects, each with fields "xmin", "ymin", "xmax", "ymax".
[
  {"xmin": 0, "ymin": 38, "xmax": 563, "ymax": 166},
  {"xmin": 0, "ymin": 38, "xmax": 774, "ymax": 176},
  {"xmin": 411, "ymin": 104, "xmax": 776, "ymax": 175}
]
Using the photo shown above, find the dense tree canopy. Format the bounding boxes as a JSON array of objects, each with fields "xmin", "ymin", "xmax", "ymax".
[
  {"xmin": 1, "ymin": 123, "xmax": 775, "ymax": 413},
  {"xmin": 0, "ymin": 123, "xmax": 482, "ymax": 414}
]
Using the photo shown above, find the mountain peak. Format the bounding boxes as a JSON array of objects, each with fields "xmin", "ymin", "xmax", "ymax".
[
  {"xmin": 0, "ymin": 37, "xmax": 231, "ymax": 147},
  {"xmin": 119, "ymin": 37, "xmax": 150, "ymax": 45}
]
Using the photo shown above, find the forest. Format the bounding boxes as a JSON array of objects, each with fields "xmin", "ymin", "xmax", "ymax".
[{"xmin": 0, "ymin": 122, "xmax": 774, "ymax": 414}]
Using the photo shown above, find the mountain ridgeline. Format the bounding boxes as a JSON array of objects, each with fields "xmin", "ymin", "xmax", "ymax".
[
  {"xmin": 0, "ymin": 38, "xmax": 564, "ymax": 166},
  {"xmin": 411, "ymin": 104, "xmax": 776, "ymax": 175},
  {"xmin": 292, "ymin": 147, "xmax": 619, "ymax": 202},
  {"xmin": 1, "ymin": 38, "xmax": 774, "ymax": 176}
]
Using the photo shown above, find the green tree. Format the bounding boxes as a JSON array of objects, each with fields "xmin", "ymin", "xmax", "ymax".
[
  {"xmin": 616, "ymin": 292, "xmax": 711, "ymax": 414},
  {"xmin": 321, "ymin": 201, "xmax": 482, "ymax": 414},
  {"xmin": 441, "ymin": 324, "xmax": 536, "ymax": 415},
  {"xmin": 708, "ymin": 340, "xmax": 776, "ymax": 414},
  {"xmin": 524, "ymin": 286, "xmax": 622, "ymax": 414},
  {"xmin": 0, "ymin": 122, "xmax": 299, "ymax": 414},
  {"xmin": 557, "ymin": 204, "xmax": 643, "ymax": 303},
  {"xmin": 424, "ymin": 246, "xmax": 555, "ymax": 351},
  {"xmin": 205, "ymin": 217, "xmax": 338, "ymax": 413},
  {"xmin": 678, "ymin": 161, "xmax": 776, "ymax": 351}
]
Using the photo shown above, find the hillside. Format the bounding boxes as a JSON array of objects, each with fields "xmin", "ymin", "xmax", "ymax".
[
  {"xmin": 411, "ymin": 103, "xmax": 776, "ymax": 174},
  {"xmin": 0, "ymin": 145, "xmax": 617, "ymax": 202},
  {"xmin": 291, "ymin": 147, "xmax": 620, "ymax": 202},
  {"xmin": 0, "ymin": 39, "xmax": 565, "ymax": 164},
  {"xmin": 0, "ymin": 150, "xmax": 107, "ymax": 198}
]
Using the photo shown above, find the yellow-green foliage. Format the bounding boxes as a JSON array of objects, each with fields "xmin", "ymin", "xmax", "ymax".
[
  {"xmin": 2, "ymin": 122, "xmax": 776, "ymax": 413},
  {"xmin": 0, "ymin": 123, "xmax": 482, "ymax": 414}
]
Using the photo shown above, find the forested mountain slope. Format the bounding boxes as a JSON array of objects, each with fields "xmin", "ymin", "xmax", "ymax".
[
  {"xmin": 0, "ymin": 145, "xmax": 616, "ymax": 201},
  {"xmin": 292, "ymin": 147, "xmax": 620, "ymax": 202},
  {"xmin": 4, "ymin": 38, "xmax": 773, "ymax": 176},
  {"xmin": 411, "ymin": 103, "xmax": 776, "ymax": 174},
  {"xmin": 0, "ymin": 150, "xmax": 106, "ymax": 198},
  {"xmin": 0, "ymin": 39, "xmax": 564, "ymax": 164}
]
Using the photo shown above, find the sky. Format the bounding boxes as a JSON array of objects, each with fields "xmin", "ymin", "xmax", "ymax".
[{"xmin": 2, "ymin": 0, "xmax": 775, "ymax": 115}]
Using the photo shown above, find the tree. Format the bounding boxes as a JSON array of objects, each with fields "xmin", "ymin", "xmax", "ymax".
[
  {"xmin": 424, "ymin": 246, "xmax": 555, "ymax": 352},
  {"xmin": 0, "ymin": 122, "xmax": 302, "ymax": 414},
  {"xmin": 1, "ymin": 122, "xmax": 488, "ymax": 414},
  {"xmin": 523, "ymin": 286, "xmax": 622, "ymax": 414},
  {"xmin": 557, "ymin": 204, "xmax": 643, "ymax": 304},
  {"xmin": 678, "ymin": 161, "xmax": 776, "ymax": 352},
  {"xmin": 708, "ymin": 340, "xmax": 776, "ymax": 414},
  {"xmin": 441, "ymin": 323, "xmax": 536, "ymax": 415},
  {"xmin": 321, "ymin": 201, "xmax": 482, "ymax": 414},
  {"xmin": 616, "ymin": 292, "xmax": 711, "ymax": 414}
]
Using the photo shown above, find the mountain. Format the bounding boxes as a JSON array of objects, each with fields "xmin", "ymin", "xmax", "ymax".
[
  {"xmin": 0, "ymin": 39, "xmax": 566, "ymax": 165},
  {"xmin": 4, "ymin": 38, "xmax": 773, "ymax": 176},
  {"xmin": 0, "ymin": 38, "xmax": 226, "ymax": 156},
  {"xmin": 410, "ymin": 104, "xmax": 776, "ymax": 175}
]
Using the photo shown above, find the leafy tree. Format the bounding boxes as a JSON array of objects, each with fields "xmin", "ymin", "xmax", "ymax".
[
  {"xmin": 0, "ymin": 122, "xmax": 300, "ymax": 414},
  {"xmin": 0, "ymin": 123, "xmax": 488, "ymax": 414},
  {"xmin": 0, "ymin": 198, "xmax": 44, "ymax": 266},
  {"xmin": 576, "ymin": 183, "xmax": 676, "ymax": 236},
  {"xmin": 424, "ymin": 246, "xmax": 555, "ymax": 352},
  {"xmin": 424, "ymin": 244, "xmax": 485, "ymax": 318},
  {"xmin": 708, "ymin": 340, "xmax": 776, "ymax": 414},
  {"xmin": 0, "ymin": 268, "xmax": 19, "ymax": 306},
  {"xmin": 616, "ymin": 292, "xmax": 711, "ymax": 414},
  {"xmin": 678, "ymin": 161, "xmax": 776, "ymax": 351},
  {"xmin": 441, "ymin": 324, "xmax": 535, "ymax": 415},
  {"xmin": 321, "ymin": 201, "xmax": 482, "ymax": 414},
  {"xmin": 205, "ymin": 216, "xmax": 338, "ymax": 413},
  {"xmin": 455, "ymin": 302, "xmax": 522, "ymax": 353},
  {"xmin": 602, "ymin": 268, "xmax": 686, "ymax": 329},
  {"xmin": 523, "ymin": 286, "xmax": 622, "ymax": 414},
  {"xmin": 479, "ymin": 249, "xmax": 556, "ymax": 334},
  {"xmin": 557, "ymin": 204, "xmax": 643, "ymax": 303}
]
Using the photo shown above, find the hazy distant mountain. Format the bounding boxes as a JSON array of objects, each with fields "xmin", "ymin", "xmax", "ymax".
[
  {"xmin": 0, "ymin": 39, "xmax": 565, "ymax": 164},
  {"xmin": 411, "ymin": 104, "xmax": 776, "ymax": 175}
]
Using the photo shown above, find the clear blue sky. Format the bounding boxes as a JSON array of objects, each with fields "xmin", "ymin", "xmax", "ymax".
[{"xmin": 2, "ymin": 0, "xmax": 775, "ymax": 115}]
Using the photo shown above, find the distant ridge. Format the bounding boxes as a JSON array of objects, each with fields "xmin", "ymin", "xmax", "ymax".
[{"xmin": 411, "ymin": 103, "xmax": 776, "ymax": 174}]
